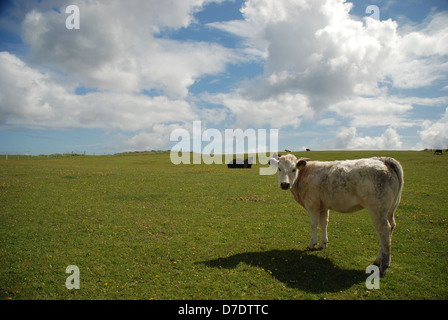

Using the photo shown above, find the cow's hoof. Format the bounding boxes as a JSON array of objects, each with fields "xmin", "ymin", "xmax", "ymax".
[
  {"xmin": 379, "ymin": 265, "xmax": 389, "ymax": 277},
  {"xmin": 319, "ymin": 242, "xmax": 328, "ymax": 249},
  {"xmin": 372, "ymin": 261, "xmax": 388, "ymax": 277}
]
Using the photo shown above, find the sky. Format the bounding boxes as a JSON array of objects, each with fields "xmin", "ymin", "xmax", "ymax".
[{"xmin": 0, "ymin": 0, "xmax": 448, "ymax": 155}]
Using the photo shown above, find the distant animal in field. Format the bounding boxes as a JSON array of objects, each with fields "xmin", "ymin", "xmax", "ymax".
[
  {"xmin": 227, "ymin": 157, "xmax": 253, "ymax": 168},
  {"xmin": 434, "ymin": 149, "xmax": 443, "ymax": 155}
]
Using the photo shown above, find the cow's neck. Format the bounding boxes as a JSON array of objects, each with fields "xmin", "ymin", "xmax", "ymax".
[{"xmin": 290, "ymin": 171, "xmax": 304, "ymax": 207}]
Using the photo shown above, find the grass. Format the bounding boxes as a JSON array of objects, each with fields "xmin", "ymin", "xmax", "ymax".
[{"xmin": 0, "ymin": 150, "xmax": 447, "ymax": 300}]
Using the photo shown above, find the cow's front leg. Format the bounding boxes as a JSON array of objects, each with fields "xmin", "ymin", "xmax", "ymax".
[
  {"xmin": 319, "ymin": 209, "xmax": 329, "ymax": 249},
  {"xmin": 307, "ymin": 211, "xmax": 319, "ymax": 250}
]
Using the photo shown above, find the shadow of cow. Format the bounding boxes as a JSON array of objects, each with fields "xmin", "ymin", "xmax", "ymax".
[{"xmin": 201, "ymin": 249, "xmax": 366, "ymax": 293}]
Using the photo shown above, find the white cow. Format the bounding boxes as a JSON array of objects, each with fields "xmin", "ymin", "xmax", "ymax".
[{"xmin": 269, "ymin": 154, "xmax": 404, "ymax": 275}]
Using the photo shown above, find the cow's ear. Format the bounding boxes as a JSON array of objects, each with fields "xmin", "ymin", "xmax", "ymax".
[
  {"xmin": 296, "ymin": 159, "xmax": 307, "ymax": 170},
  {"xmin": 268, "ymin": 158, "xmax": 279, "ymax": 167}
]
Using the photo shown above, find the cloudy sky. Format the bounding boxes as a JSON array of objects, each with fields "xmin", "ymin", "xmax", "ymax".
[{"xmin": 0, "ymin": 0, "xmax": 447, "ymax": 155}]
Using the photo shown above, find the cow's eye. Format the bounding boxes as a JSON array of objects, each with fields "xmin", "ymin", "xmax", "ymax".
[
  {"xmin": 278, "ymin": 168, "xmax": 282, "ymax": 172},
  {"xmin": 292, "ymin": 169, "xmax": 296, "ymax": 172}
]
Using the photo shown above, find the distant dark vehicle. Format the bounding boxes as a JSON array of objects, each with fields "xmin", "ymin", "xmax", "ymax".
[
  {"xmin": 285, "ymin": 149, "xmax": 291, "ymax": 152},
  {"xmin": 227, "ymin": 157, "xmax": 253, "ymax": 168},
  {"xmin": 306, "ymin": 149, "xmax": 311, "ymax": 151},
  {"xmin": 434, "ymin": 149, "xmax": 443, "ymax": 155}
]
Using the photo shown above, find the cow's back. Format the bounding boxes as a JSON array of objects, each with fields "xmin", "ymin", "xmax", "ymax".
[{"xmin": 294, "ymin": 157, "xmax": 403, "ymax": 213}]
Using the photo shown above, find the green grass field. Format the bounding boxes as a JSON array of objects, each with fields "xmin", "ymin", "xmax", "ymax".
[{"xmin": 1, "ymin": 150, "xmax": 447, "ymax": 300}]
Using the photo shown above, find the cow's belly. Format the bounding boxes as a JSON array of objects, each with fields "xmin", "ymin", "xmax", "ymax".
[
  {"xmin": 324, "ymin": 195, "xmax": 365, "ymax": 213},
  {"xmin": 329, "ymin": 203, "xmax": 364, "ymax": 213}
]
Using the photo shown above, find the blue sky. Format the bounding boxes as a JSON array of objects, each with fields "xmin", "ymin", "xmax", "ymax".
[{"xmin": 1, "ymin": 0, "xmax": 448, "ymax": 155}]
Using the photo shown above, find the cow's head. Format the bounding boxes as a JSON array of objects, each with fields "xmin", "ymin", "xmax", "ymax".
[{"xmin": 268, "ymin": 154, "xmax": 308, "ymax": 190}]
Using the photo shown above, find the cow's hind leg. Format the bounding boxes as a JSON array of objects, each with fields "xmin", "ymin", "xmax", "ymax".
[
  {"xmin": 388, "ymin": 196, "xmax": 400, "ymax": 237},
  {"xmin": 369, "ymin": 209, "xmax": 392, "ymax": 276}
]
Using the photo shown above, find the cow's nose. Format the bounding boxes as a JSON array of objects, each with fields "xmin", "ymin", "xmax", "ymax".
[{"xmin": 280, "ymin": 182, "xmax": 290, "ymax": 190}]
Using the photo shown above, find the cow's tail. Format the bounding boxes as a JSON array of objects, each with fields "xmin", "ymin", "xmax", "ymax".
[{"xmin": 380, "ymin": 157, "xmax": 404, "ymax": 225}]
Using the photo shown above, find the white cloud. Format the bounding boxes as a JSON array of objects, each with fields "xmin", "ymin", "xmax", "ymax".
[
  {"xmin": 20, "ymin": 0, "xmax": 237, "ymax": 99},
  {"xmin": 211, "ymin": 0, "xmax": 396, "ymax": 106},
  {"xmin": 1, "ymin": 1, "xmax": 244, "ymax": 153},
  {"xmin": 207, "ymin": 18, "xmax": 268, "ymax": 60},
  {"xmin": 0, "ymin": 52, "xmax": 196, "ymax": 130},
  {"xmin": 0, "ymin": 51, "xmax": 67, "ymax": 125},
  {"xmin": 1, "ymin": 1, "xmax": 240, "ymax": 133},
  {"xmin": 330, "ymin": 126, "xmax": 403, "ymax": 150},
  {"xmin": 209, "ymin": 0, "xmax": 448, "ymax": 128},
  {"xmin": 417, "ymin": 107, "xmax": 448, "ymax": 149},
  {"xmin": 316, "ymin": 117, "xmax": 340, "ymax": 126},
  {"xmin": 328, "ymin": 96, "xmax": 414, "ymax": 128},
  {"xmin": 124, "ymin": 123, "xmax": 190, "ymax": 151},
  {"xmin": 206, "ymin": 91, "xmax": 312, "ymax": 128}
]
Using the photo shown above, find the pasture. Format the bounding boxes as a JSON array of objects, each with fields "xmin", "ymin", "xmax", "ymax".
[{"xmin": 0, "ymin": 150, "xmax": 447, "ymax": 300}]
